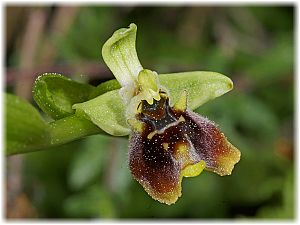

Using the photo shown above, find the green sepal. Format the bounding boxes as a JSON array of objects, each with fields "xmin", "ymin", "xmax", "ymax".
[
  {"xmin": 73, "ymin": 90, "xmax": 130, "ymax": 136},
  {"xmin": 33, "ymin": 73, "xmax": 95, "ymax": 120},
  {"xmin": 5, "ymin": 93, "xmax": 50, "ymax": 155},
  {"xmin": 102, "ymin": 23, "xmax": 143, "ymax": 87},
  {"xmin": 159, "ymin": 71, "xmax": 233, "ymax": 110}
]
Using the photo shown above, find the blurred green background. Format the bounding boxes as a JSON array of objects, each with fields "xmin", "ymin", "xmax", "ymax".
[{"xmin": 5, "ymin": 5, "xmax": 294, "ymax": 219}]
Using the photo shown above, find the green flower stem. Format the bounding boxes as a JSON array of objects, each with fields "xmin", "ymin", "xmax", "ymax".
[{"xmin": 48, "ymin": 115, "xmax": 104, "ymax": 146}]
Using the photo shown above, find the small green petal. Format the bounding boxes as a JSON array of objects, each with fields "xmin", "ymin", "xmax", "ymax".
[
  {"xmin": 173, "ymin": 90, "xmax": 187, "ymax": 112},
  {"xmin": 102, "ymin": 23, "xmax": 143, "ymax": 87}
]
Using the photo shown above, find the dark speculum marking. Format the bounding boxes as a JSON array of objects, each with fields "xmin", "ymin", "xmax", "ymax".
[{"xmin": 139, "ymin": 94, "xmax": 178, "ymax": 130}]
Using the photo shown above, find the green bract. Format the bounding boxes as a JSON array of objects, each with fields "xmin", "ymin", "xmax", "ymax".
[{"xmin": 33, "ymin": 73, "xmax": 95, "ymax": 120}]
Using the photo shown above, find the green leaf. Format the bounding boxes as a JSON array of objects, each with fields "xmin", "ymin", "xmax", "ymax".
[
  {"xmin": 33, "ymin": 73, "xmax": 95, "ymax": 120},
  {"xmin": 102, "ymin": 23, "xmax": 143, "ymax": 86},
  {"xmin": 73, "ymin": 90, "xmax": 130, "ymax": 136},
  {"xmin": 73, "ymin": 71, "xmax": 232, "ymax": 136},
  {"xmin": 6, "ymin": 93, "xmax": 50, "ymax": 155},
  {"xmin": 159, "ymin": 71, "xmax": 233, "ymax": 110}
]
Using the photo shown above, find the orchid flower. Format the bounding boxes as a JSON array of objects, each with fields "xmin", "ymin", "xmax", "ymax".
[{"xmin": 73, "ymin": 24, "xmax": 241, "ymax": 205}]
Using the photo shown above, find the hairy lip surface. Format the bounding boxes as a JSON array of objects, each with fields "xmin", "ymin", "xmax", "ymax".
[{"xmin": 128, "ymin": 94, "xmax": 240, "ymax": 205}]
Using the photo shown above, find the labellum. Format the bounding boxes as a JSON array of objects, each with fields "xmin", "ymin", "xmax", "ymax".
[{"xmin": 128, "ymin": 91, "xmax": 240, "ymax": 204}]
